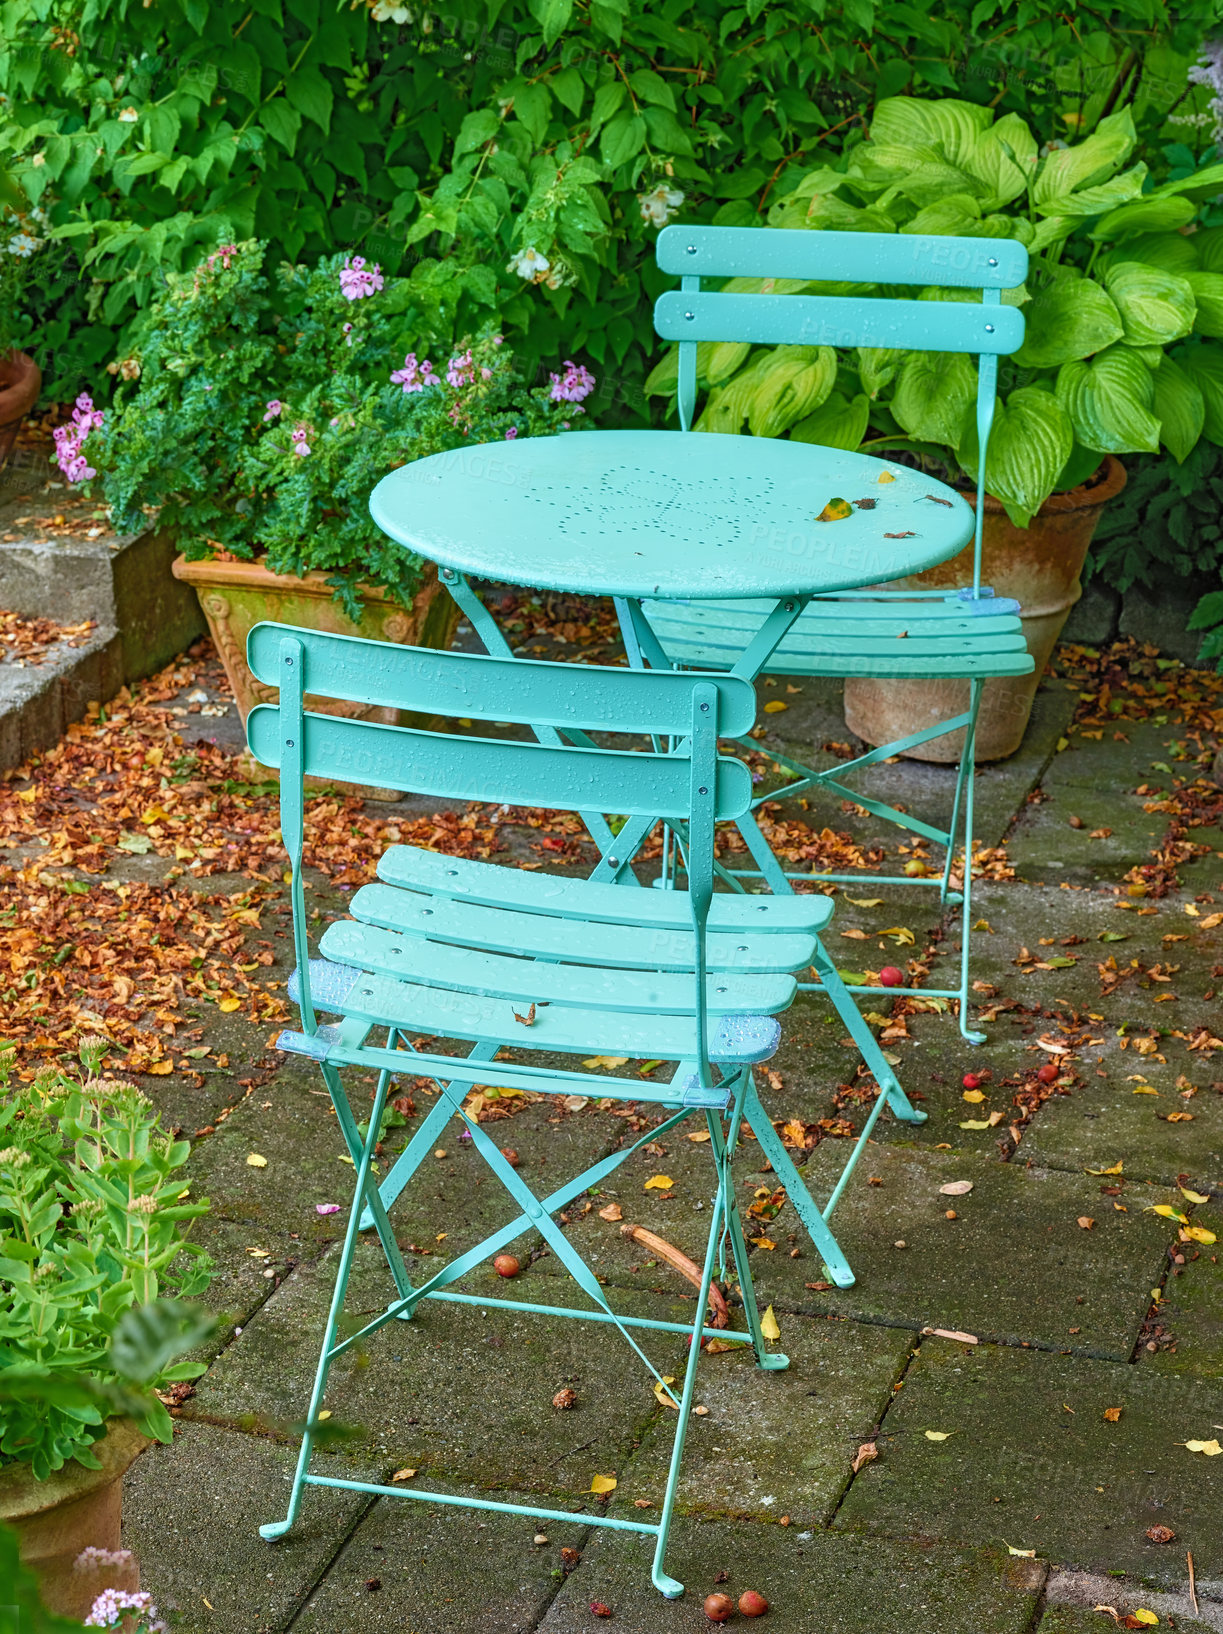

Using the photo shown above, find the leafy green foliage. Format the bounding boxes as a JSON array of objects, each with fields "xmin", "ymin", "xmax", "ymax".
[
  {"xmin": 81, "ymin": 239, "xmax": 589, "ymax": 620},
  {"xmin": 651, "ymin": 101, "xmax": 1223, "ymax": 525},
  {"xmin": 0, "ymin": 0, "xmax": 1214, "ymax": 402},
  {"xmin": 0, "ymin": 1043, "xmax": 214, "ymax": 1480}
]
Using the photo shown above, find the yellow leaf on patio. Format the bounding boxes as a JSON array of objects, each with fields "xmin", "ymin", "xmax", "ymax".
[
  {"xmin": 686, "ymin": 1131, "xmax": 711, "ymax": 1143},
  {"xmin": 141, "ymin": 805, "xmax": 169, "ymax": 824},
  {"xmin": 1005, "ymin": 1544, "xmax": 1036, "ymax": 1558},
  {"xmin": 391, "ymin": 1468, "xmax": 417, "ymax": 1482},
  {"xmin": 845, "ymin": 897, "xmax": 884, "ymax": 907},
  {"xmin": 1150, "ymin": 1204, "xmax": 1188, "ymax": 1223},
  {"xmin": 147, "ymin": 1060, "xmax": 173, "ymax": 1075},
  {"xmin": 881, "ymin": 927, "xmax": 915, "ymax": 945},
  {"xmin": 653, "ymin": 1376, "xmax": 680, "ymax": 1410},
  {"xmin": 590, "ymin": 1473, "xmax": 618, "ymax": 1493},
  {"xmin": 959, "ymin": 1119, "xmax": 991, "ymax": 1130},
  {"xmin": 1133, "ymin": 1085, "xmax": 1159, "ymax": 1095},
  {"xmin": 1184, "ymin": 1225, "xmax": 1217, "ymax": 1245},
  {"xmin": 962, "ymin": 1089, "xmax": 986, "ymax": 1103},
  {"xmin": 750, "ymin": 1236, "xmax": 776, "ymax": 1250},
  {"xmin": 1131, "ymin": 1613, "xmax": 1159, "ymax": 1627},
  {"xmin": 1185, "ymin": 1439, "xmax": 1223, "ymax": 1455},
  {"xmin": 763, "ymin": 700, "xmax": 788, "ymax": 713},
  {"xmin": 644, "ymin": 1175, "xmax": 674, "ymax": 1191},
  {"xmin": 760, "ymin": 1305, "xmax": 781, "ymax": 1341},
  {"xmin": 316, "ymin": 1410, "xmax": 331, "ymax": 1421},
  {"xmin": 1086, "ymin": 1161, "xmax": 1124, "ymax": 1175},
  {"xmin": 246, "ymin": 1153, "xmax": 268, "ymax": 1168},
  {"xmin": 583, "ymin": 1056, "xmax": 628, "ymax": 1069},
  {"xmin": 924, "ymin": 1430, "xmax": 953, "ymax": 1442},
  {"xmin": 218, "ymin": 996, "xmax": 242, "ymax": 1013},
  {"xmin": 1181, "ymin": 1188, "xmax": 1211, "ymax": 1204},
  {"xmin": 174, "ymin": 844, "xmax": 194, "ymax": 860}
]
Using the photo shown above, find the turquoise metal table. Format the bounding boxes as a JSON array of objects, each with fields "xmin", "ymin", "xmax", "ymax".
[{"xmin": 368, "ymin": 428, "xmax": 967, "ymax": 1276}]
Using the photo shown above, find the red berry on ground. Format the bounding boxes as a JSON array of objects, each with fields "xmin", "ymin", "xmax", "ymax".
[
  {"xmin": 1037, "ymin": 1062, "xmax": 1059, "ymax": 1084},
  {"xmin": 739, "ymin": 1589, "xmax": 770, "ymax": 1617},
  {"xmin": 493, "ymin": 1254, "xmax": 520, "ymax": 1277},
  {"xmin": 879, "ymin": 966, "xmax": 905, "ymax": 988},
  {"xmin": 589, "ymin": 1602, "xmax": 613, "ymax": 1618},
  {"xmin": 703, "ymin": 1593, "xmax": 735, "ymax": 1623},
  {"xmin": 962, "ymin": 1073, "xmax": 982, "ymax": 1090}
]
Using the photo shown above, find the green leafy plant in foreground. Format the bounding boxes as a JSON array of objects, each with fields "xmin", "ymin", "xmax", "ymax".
[
  {"xmin": 647, "ymin": 98, "xmax": 1223, "ymax": 527},
  {"xmin": 0, "ymin": 1039, "xmax": 214, "ymax": 1480}
]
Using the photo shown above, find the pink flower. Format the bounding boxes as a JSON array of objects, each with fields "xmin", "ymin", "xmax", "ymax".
[
  {"xmin": 291, "ymin": 424, "xmax": 311, "ymax": 457},
  {"xmin": 504, "ymin": 425, "xmax": 518, "ymax": 439},
  {"xmin": 205, "ymin": 242, "xmax": 238, "ymax": 271},
  {"xmin": 342, "ymin": 321, "xmax": 355, "ymax": 346},
  {"xmin": 263, "ymin": 399, "xmax": 283, "ymax": 421},
  {"xmin": 75, "ymin": 1547, "xmax": 134, "ymax": 1573},
  {"xmin": 390, "ymin": 353, "xmax": 436, "ymax": 393},
  {"xmin": 446, "ymin": 349, "xmax": 475, "ymax": 389},
  {"xmin": 316, "ymin": 1203, "xmax": 341, "ymax": 1215},
  {"xmin": 480, "ymin": 366, "xmax": 492, "ymax": 380},
  {"xmin": 85, "ymin": 1587, "xmax": 166, "ymax": 1631},
  {"xmin": 548, "ymin": 361, "xmax": 596, "ymax": 404},
  {"xmin": 53, "ymin": 401, "xmax": 103, "ymax": 484},
  {"xmin": 339, "ymin": 255, "xmax": 384, "ymax": 301}
]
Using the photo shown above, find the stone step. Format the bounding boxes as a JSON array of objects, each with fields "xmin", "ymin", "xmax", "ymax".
[{"xmin": 0, "ymin": 622, "xmax": 124, "ymax": 769}]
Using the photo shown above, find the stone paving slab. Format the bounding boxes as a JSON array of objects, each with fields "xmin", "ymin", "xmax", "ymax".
[
  {"xmin": 1040, "ymin": 1607, "xmax": 1218, "ymax": 1634},
  {"xmin": 743, "ymin": 1143, "xmax": 1177, "ymax": 1360},
  {"xmin": 609, "ymin": 1313, "xmax": 912, "ymax": 1528},
  {"xmin": 183, "ymin": 1215, "xmax": 327, "ymax": 1360},
  {"xmin": 184, "ymin": 1245, "xmax": 690, "ymax": 1500},
  {"xmin": 1140, "ymin": 1208, "xmax": 1223, "ymax": 1380},
  {"xmin": 833, "ymin": 1336, "xmax": 1223, "ymax": 1587},
  {"xmin": 537, "ymin": 1523, "xmax": 1045, "ymax": 1634},
  {"xmin": 123, "ymin": 1420, "xmax": 376, "ymax": 1634},
  {"xmin": 1020, "ymin": 1049, "xmax": 1223, "ymax": 1192},
  {"xmin": 294, "ymin": 1486, "xmax": 589, "ymax": 1634}
]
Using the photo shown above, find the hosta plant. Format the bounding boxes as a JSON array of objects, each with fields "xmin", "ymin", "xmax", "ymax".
[
  {"xmin": 647, "ymin": 97, "xmax": 1223, "ymax": 526},
  {"xmin": 0, "ymin": 1039, "xmax": 214, "ymax": 1479}
]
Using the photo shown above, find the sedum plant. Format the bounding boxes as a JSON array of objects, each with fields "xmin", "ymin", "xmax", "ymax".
[
  {"xmin": 647, "ymin": 98, "xmax": 1223, "ymax": 526},
  {"xmin": 0, "ymin": 1040, "xmax": 213, "ymax": 1480}
]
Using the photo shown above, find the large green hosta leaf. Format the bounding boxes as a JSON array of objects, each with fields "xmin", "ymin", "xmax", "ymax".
[
  {"xmin": 1102, "ymin": 262, "xmax": 1195, "ymax": 346},
  {"xmin": 858, "ymin": 346, "xmax": 904, "ymax": 398},
  {"xmin": 1055, "ymin": 344, "xmax": 1161, "ymax": 453},
  {"xmin": 868, "ymin": 96, "xmax": 993, "ymax": 169},
  {"xmin": 1179, "ymin": 346, "xmax": 1223, "ymax": 444},
  {"xmin": 1034, "ymin": 162, "xmax": 1146, "ymax": 219},
  {"xmin": 960, "ymin": 386, "xmax": 1074, "ymax": 528},
  {"xmin": 1098, "ymin": 231, "xmax": 1199, "ymax": 276},
  {"xmin": 1013, "ymin": 274, "xmax": 1123, "ymax": 369},
  {"xmin": 959, "ymin": 112, "xmax": 1035, "ymax": 209},
  {"xmin": 1031, "ymin": 109, "xmax": 1137, "ymax": 209},
  {"xmin": 790, "ymin": 390, "xmax": 870, "ymax": 451},
  {"xmin": 744, "ymin": 345, "xmax": 837, "ymax": 438},
  {"xmin": 1194, "ymin": 228, "xmax": 1223, "ymax": 276},
  {"xmin": 891, "ymin": 352, "xmax": 977, "ymax": 448},
  {"xmin": 1185, "ymin": 272, "xmax": 1223, "ymax": 339},
  {"xmin": 1089, "ymin": 193, "xmax": 1195, "ymax": 241},
  {"xmin": 1152, "ymin": 357, "xmax": 1206, "ymax": 463}
]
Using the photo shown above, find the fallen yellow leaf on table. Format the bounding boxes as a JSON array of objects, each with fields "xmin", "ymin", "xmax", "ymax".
[
  {"xmin": 877, "ymin": 471, "xmax": 896, "ymax": 483},
  {"xmin": 644, "ymin": 1175, "xmax": 674, "ymax": 1191},
  {"xmin": 590, "ymin": 1473, "xmax": 617, "ymax": 1493},
  {"xmin": 760, "ymin": 1305, "xmax": 781, "ymax": 1341},
  {"xmin": 583, "ymin": 1056, "xmax": 628, "ymax": 1069},
  {"xmin": 246, "ymin": 1153, "xmax": 268, "ymax": 1168},
  {"xmin": 817, "ymin": 497, "xmax": 853, "ymax": 521}
]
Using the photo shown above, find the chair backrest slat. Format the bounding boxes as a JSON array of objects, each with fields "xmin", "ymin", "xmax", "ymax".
[
  {"xmin": 247, "ymin": 622, "xmax": 757, "ymax": 738},
  {"xmin": 657, "ymin": 224, "xmax": 1028, "ymax": 288},
  {"xmin": 247, "ymin": 704, "xmax": 751, "ymax": 820},
  {"xmin": 655, "ymin": 291, "xmax": 1023, "ymax": 356}
]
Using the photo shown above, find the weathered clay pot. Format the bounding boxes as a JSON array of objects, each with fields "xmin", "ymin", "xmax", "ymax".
[
  {"xmin": 172, "ymin": 554, "xmax": 461, "ymax": 798},
  {"xmin": 0, "ymin": 1419, "xmax": 149, "ymax": 1620},
  {"xmin": 0, "ymin": 348, "xmax": 41, "ymax": 474},
  {"xmin": 844, "ymin": 455, "xmax": 1127, "ymax": 762}
]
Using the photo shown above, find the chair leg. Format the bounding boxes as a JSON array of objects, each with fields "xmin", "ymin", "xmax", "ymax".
[
  {"xmin": 740, "ymin": 1076, "xmax": 856, "ymax": 1287},
  {"xmin": 809, "ymin": 942, "xmax": 927, "ymax": 1126},
  {"xmin": 260, "ymin": 1065, "xmax": 395, "ymax": 1541},
  {"xmin": 956, "ymin": 680, "xmax": 986, "ymax": 1045},
  {"xmin": 709, "ymin": 1080, "xmax": 793, "ymax": 1364}
]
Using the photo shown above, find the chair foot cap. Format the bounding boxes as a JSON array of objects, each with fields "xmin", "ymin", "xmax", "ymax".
[
  {"xmin": 896, "ymin": 1108, "xmax": 928, "ymax": 1125},
  {"xmin": 259, "ymin": 1521, "xmax": 293, "ymax": 1542},
  {"xmin": 758, "ymin": 1351, "xmax": 790, "ymax": 1371},
  {"xmin": 653, "ymin": 1571, "xmax": 685, "ymax": 1600},
  {"xmin": 822, "ymin": 1262, "xmax": 856, "ymax": 1289},
  {"xmin": 963, "ymin": 1030, "xmax": 988, "ymax": 1046}
]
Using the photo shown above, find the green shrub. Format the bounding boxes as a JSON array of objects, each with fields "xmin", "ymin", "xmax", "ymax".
[
  {"xmin": 0, "ymin": 1039, "xmax": 213, "ymax": 1480},
  {"xmin": 1, "ymin": 0, "xmax": 1215, "ymax": 401}
]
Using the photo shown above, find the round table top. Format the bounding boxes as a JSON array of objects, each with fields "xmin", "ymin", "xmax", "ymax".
[{"xmin": 369, "ymin": 430, "xmax": 973, "ymax": 601}]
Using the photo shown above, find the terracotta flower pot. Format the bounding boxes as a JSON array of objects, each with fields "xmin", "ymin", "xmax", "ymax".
[
  {"xmin": 0, "ymin": 1419, "xmax": 149, "ymax": 1620},
  {"xmin": 0, "ymin": 348, "xmax": 42, "ymax": 475},
  {"xmin": 172, "ymin": 554, "xmax": 461, "ymax": 798},
  {"xmin": 843, "ymin": 456, "xmax": 1127, "ymax": 762}
]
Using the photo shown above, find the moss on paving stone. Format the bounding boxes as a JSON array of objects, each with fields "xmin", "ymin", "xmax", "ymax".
[
  {"xmin": 537, "ymin": 1523, "xmax": 1044, "ymax": 1633},
  {"xmin": 183, "ymin": 1246, "xmax": 691, "ymax": 1502},
  {"xmin": 1178, "ymin": 826, "xmax": 1223, "ymax": 894},
  {"xmin": 1140, "ymin": 1203, "xmax": 1223, "ymax": 1380},
  {"xmin": 1039, "ymin": 1606, "xmax": 1217, "ymax": 1634},
  {"xmin": 1020, "ymin": 1050, "xmax": 1223, "ymax": 1191},
  {"xmin": 833, "ymin": 1337, "xmax": 1223, "ymax": 1587},
  {"xmin": 182, "ymin": 1215, "xmax": 330, "ymax": 1360},
  {"xmin": 744, "ymin": 1143, "xmax": 1176, "ymax": 1359},
  {"xmin": 123, "ymin": 1420, "xmax": 378, "ymax": 1634},
  {"xmin": 610, "ymin": 1314, "xmax": 912, "ymax": 1527},
  {"xmin": 294, "ymin": 1486, "xmax": 589, "ymax": 1633}
]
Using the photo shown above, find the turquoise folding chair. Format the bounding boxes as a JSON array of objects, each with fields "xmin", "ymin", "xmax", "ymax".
[
  {"xmin": 633, "ymin": 224, "xmax": 1035, "ymax": 1043},
  {"xmin": 246, "ymin": 621, "xmax": 909, "ymax": 1598}
]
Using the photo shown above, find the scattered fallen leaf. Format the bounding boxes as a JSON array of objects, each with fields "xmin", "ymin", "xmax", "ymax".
[
  {"xmin": 1078, "ymin": 1216, "xmax": 1095, "ymax": 1230},
  {"xmin": 391, "ymin": 1468, "xmax": 416, "ymax": 1481},
  {"xmin": 1005, "ymin": 1543, "xmax": 1036, "ymax": 1558},
  {"xmin": 924, "ymin": 1430, "xmax": 953, "ymax": 1442},
  {"xmin": 845, "ymin": 896, "xmax": 884, "ymax": 907},
  {"xmin": 851, "ymin": 1442, "xmax": 878, "ymax": 1473},
  {"xmin": 1104, "ymin": 1407, "xmax": 1123, "ymax": 1423},
  {"xmin": 598, "ymin": 1202, "xmax": 623, "ymax": 1222},
  {"xmin": 583, "ymin": 1056, "xmax": 628, "ymax": 1069},
  {"xmin": 552, "ymin": 1388, "xmax": 577, "ymax": 1410},
  {"xmin": 939, "ymin": 1181, "xmax": 974, "ymax": 1196},
  {"xmin": 590, "ymin": 1473, "xmax": 617, "ymax": 1493},
  {"xmin": 513, "ymin": 1003, "xmax": 537, "ymax": 1026},
  {"xmin": 643, "ymin": 1175, "xmax": 674, "ymax": 1191},
  {"xmin": 760, "ymin": 1305, "xmax": 781, "ymax": 1341},
  {"xmin": 1146, "ymin": 1525, "xmax": 1175, "ymax": 1544},
  {"xmin": 962, "ymin": 1089, "xmax": 986, "ymax": 1103},
  {"xmin": 959, "ymin": 1120, "xmax": 991, "ymax": 1130},
  {"xmin": 1184, "ymin": 1225, "xmax": 1217, "ymax": 1245},
  {"xmin": 1131, "ymin": 1612, "xmax": 1159, "ymax": 1626},
  {"xmin": 1184, "ymin": 1439, "xmax": 1222, "ymax": 1455},
  {"xmin": 246, "ymin": 1153, "xmax": 268, "ymax": 1169},
  {"xmin": 653, "ymin": 1376, "xmax": 680, "ymax": 1410},
  {"xmin": 1181, "ymin": 1188, "xmax": 1211, "ymax": 1205},
  {"xmin": 750, "ymin": 1235, "xmax": 776, "ymax": 1250},
  {"xmin": 686, "ymin": 1130, "xmax": 711, "ymax": 1143},
  {"xmin": 763, "ymin": 700, "xmax": 788, "ymax": 713},
  {"xmin": 817, "ymin": 497, "xmax": 853, "ymax": 521},
  {"xmin": 1150, "ymin": 1204, "xmax": 1189, "ymax": 1224}
]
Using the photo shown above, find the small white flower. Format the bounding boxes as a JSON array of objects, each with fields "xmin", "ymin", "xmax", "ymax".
[
  {"xmin": 117, "ymin": 106, "xmax": 139, "ymax": 123},
  {"xmin": 372, "ymin": 0, "xmax": 413, "ymax": 19},
  {"xmin": 638, "ymin": 184, "xmax": 685, "ymax": 228},
  {"xmin": 508, "ymin": 245, "xmax": 550, "ymax": 281},
  {"xmin": 5, "ymin": 233, "xmax": 40, "ymax": 258},
  {"xmin": 30, "ymin": 151, "xmax": 46, "ymax": 167}
]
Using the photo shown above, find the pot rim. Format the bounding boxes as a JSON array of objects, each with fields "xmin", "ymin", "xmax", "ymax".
[
  {"xmin": 171, "ymin": 552, "xmax": 434, "ymax": 604},
  {"xmin": 0, "ymin": 1420, "xmax": 150, "ymax": 1523},
  {"xmin": 960, "ymin": 453, "xmax": 1127, "ymax": 517}
]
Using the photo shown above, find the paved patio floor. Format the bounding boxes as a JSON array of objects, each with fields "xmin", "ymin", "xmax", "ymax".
[{"xmin": 107, "ymin": 623, "xmax": 1223, "ymax": 1633}]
